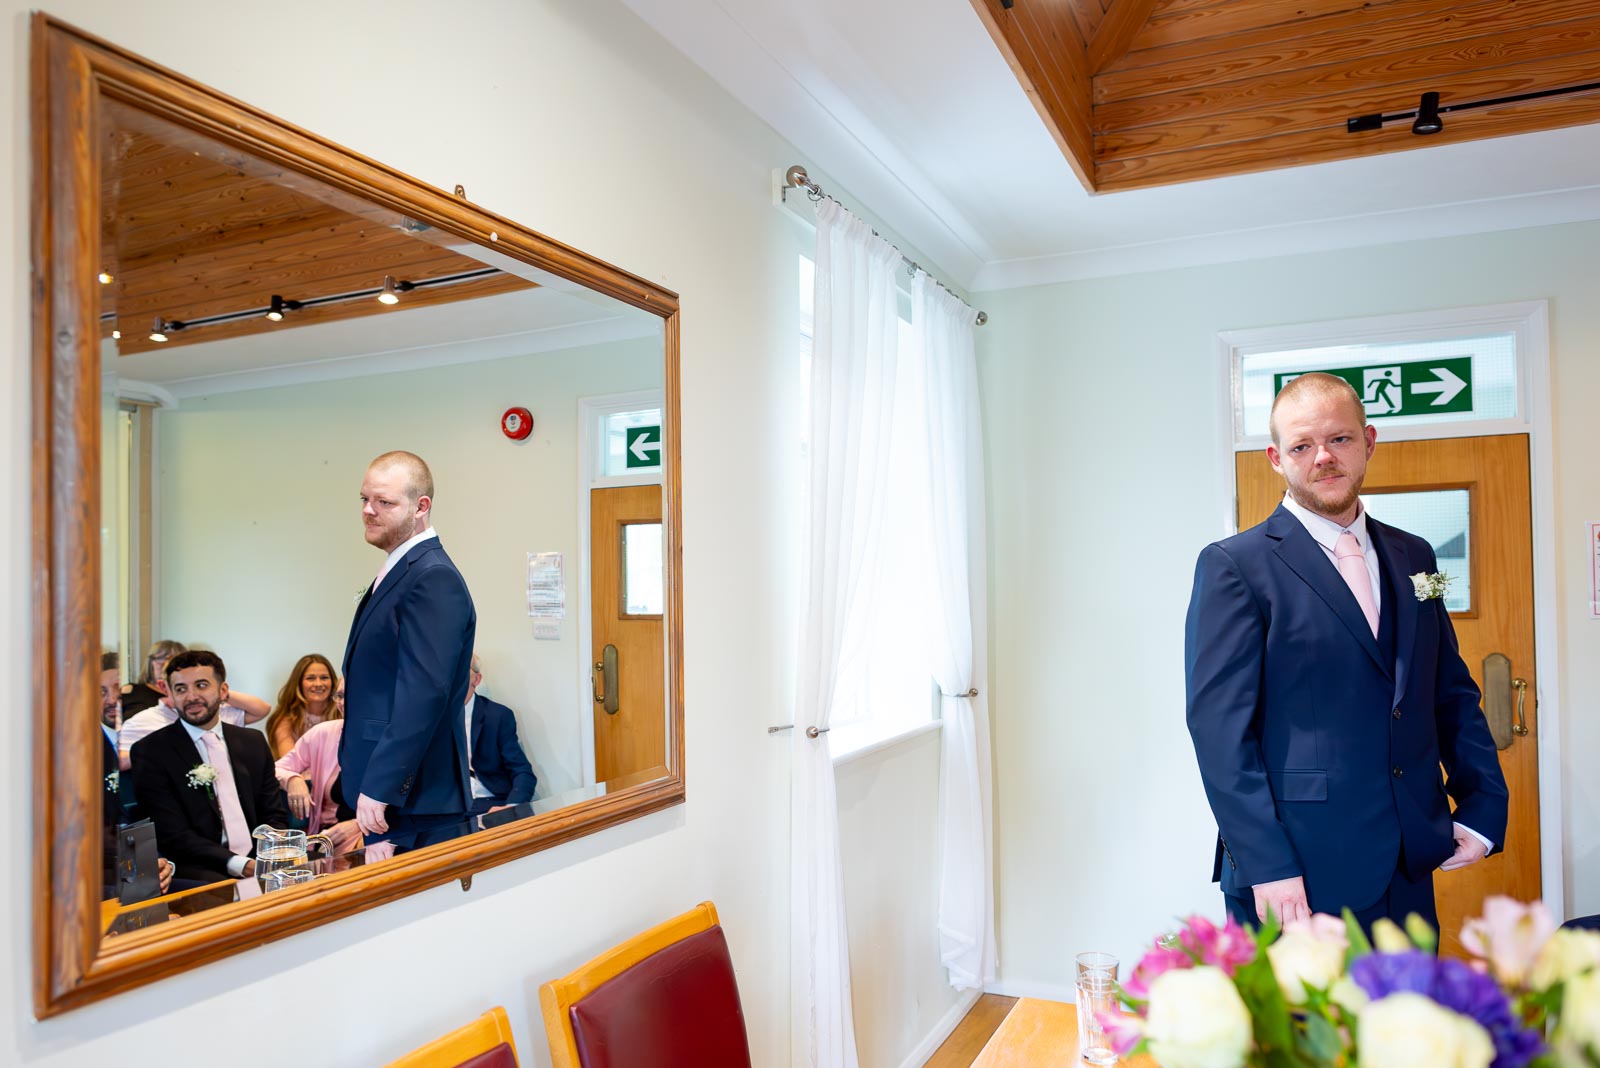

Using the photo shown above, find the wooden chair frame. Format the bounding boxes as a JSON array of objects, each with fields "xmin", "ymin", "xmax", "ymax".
[{"xmin": 538, "ymin": 901, "xmax": 722, "ymax": 1068}]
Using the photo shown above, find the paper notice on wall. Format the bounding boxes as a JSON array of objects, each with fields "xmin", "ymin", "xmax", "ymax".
[
  {"xmin": 1590, "ymin": 523, "xmax": 1600, "ymax": 620},
  {"xmin": 527, "ymin": 552, "xmax": 566, "ymax": 619}
]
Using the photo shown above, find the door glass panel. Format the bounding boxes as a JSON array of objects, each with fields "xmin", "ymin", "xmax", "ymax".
[
  {"xmin": 1360, "ymin": 489, "xmax": 1471, "ymax": 612},
  {"xmin": 621, "ymin": 521, "xmax": 663, "ymax": 616}
]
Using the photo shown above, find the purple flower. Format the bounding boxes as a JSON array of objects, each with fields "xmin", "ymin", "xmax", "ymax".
[{"xmin": 1350, "ymin": 951, "xmax": 1543, "ymax": 1068}]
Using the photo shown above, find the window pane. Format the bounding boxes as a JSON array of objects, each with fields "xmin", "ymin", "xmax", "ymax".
[
  {"xmin": 604, "ymin": 408, "xmax": 662, "ymax": 476},
  {"xmin": 1240, "ymin": 332, "xmax": 1517, "ymax": 439},
  {"xmin": 622, "ymin": 522, "xmax": 663, "ymax": 616},
  {"xmin": 1361, "ymin": 489, "xmax": 1471, "ymax": 612}
]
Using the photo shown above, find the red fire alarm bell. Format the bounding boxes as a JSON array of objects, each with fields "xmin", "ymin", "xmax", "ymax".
[{"xmin": 501, "ymin": 406, "xmax": 533, "ymax": 441}]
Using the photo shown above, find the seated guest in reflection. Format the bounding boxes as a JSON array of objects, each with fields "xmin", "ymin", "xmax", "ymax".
[
  {"xmin": 131, "ymin": 650, "xmax": 288, "ymax": 883},
  {"xmin": 118, "ymin": 646, "xmax": 271, "ymax": 772},
  {"xmin": 266, "ymin": 654, "xmax": 343, "ymax": 759},
  {"xmin": 119, "ymin": 639, "xmax": 186, "ymax": 717},
  {"xmin": 99, "ymin": 650, "xmax": 123, "ymax": 732},
  {"xmin": 463, "ymin": 654, "xmax": 537, "ymax": 816},
  {"xmin": 275, "ymin": 719, "xmax": 363, "ymax": 855}
]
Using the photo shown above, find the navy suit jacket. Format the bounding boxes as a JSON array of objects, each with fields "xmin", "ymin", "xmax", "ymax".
[
  {"xmin": 341, "ymin": 537, "xmax": 477, "ymax": 816},
  {"xmin": 469, "ymin": 696, "xmax": 538, "ymax": 805},
  {"xmin": 129, "ymin": 720, "xmax": 289, "ymax": 877},
  {"xmin": 1184, "ymin": 505, "xmax": 1508, "ymax": 914}
]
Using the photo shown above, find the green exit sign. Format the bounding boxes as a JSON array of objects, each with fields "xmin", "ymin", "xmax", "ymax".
[
  {"xmin": 1274, "ymin": 357, "xmax": 1473, "ymax": 418},
  {"xmin": 625, "ymin": 425, "xmax": 662, "ymax": 468}
]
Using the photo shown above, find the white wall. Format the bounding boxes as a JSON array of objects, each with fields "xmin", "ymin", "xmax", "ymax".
[
  {"xmin": 2, "ymin": 2, "xmax": 957, "ymax": 1065},
  {"xmin": 153, "ymin": 338, "xmax": 660, "ymax": 796},
  {"xmin": 978, "ymin": 220, "xmax": 1600, "ymax": 996}
]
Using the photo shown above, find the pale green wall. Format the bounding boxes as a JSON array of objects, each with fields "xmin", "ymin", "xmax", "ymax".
[
  {"xmin": 155, "ymin": 338, "xmax": 661, "ymax": 797},
  {"xmin": 978, "ymin": 220, "xmax": 1600, "ymax": 995}
]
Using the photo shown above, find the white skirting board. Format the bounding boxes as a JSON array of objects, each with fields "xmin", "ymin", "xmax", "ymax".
[
  {"xmin": 982, "ymin": 978, "xmax": 1079, "ymax": 1003},
  {"xmin": 896, "ymin": 987, "xmax": 982, "ymax": 1068}
]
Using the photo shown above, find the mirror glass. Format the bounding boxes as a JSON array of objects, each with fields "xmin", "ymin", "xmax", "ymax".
[{"xmin": 93, "ymin": 97, "xmax": 670, "ymax": 932}]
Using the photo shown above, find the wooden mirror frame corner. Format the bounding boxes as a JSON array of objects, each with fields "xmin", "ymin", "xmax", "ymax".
[{"xmin": 31, "ymin": 13, "xmax": 684, "ymax": 1017}]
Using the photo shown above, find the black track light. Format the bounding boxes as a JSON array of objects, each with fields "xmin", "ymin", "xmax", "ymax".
[{"xmin": 1412, "ymin": 92, "xmax": 1443, "ymax": 135}]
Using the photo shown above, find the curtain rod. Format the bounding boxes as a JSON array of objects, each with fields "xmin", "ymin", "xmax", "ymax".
[{"xmin": 785, "ymin": 165, "xmax": 987, "ymax": 326}]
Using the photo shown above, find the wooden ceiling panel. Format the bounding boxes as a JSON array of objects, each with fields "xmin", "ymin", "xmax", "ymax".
[
  {"xmin": 972, "ymin": 0, "xmax": 1600, "ymax": 191},
  {"xmin": 99, "ymin": 116, "xmax": 535, "ymax": 356}
]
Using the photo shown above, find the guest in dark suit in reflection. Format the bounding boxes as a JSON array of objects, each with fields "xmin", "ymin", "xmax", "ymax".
[
  {"xmin": 463, "ymin": 655, "xmax": 537, "ymax": 816},
  {"xmin": 100, "ymin": 651, "xmax": 171, "ymax": 897},
  {"xmin": 131, "ymin": 650, "xmax": 288, "ymax": 884}
]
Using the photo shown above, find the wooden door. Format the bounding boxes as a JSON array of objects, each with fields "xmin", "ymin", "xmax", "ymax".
[
  {"xmin": 1237, "ymin": 434, "xmax": 1539, "ymax": 954},
  {"xmin": 590, "ymin": 485, "xmax": 666, "ymax": 782}
]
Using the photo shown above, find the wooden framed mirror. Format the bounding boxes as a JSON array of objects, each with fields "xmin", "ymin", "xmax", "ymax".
[{"xmin": 31, "ymin": 14, "xmax": 684, "ymax": 1016}]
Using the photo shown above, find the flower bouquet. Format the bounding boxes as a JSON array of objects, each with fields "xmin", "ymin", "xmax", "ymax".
[{"xmin": 1107, "ymin": 898, "xmax": 1599, "ymax": 1068}]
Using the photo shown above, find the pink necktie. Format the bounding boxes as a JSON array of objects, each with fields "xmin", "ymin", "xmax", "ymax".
[
  {"xmin": 1334, "ymin": 532, "xmax": 1379, "ymax": 638},
  {"xmin": 201, "ymin": 731, "xmax": 252, "ymax": 856}
]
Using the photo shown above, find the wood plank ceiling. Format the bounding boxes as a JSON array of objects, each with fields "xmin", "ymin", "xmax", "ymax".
[
  {"xmin": 971, "ymin": 0, "xmax": 1600, "ymax": 193},
  {"xmin": 100, "ymin": 112, "xmax": 534, "ymax": 356}
]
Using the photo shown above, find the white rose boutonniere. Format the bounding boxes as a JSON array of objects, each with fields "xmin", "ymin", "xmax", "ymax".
[
  {"xmin": 104, "ymin": 770, "xmax": 119, "ymax": 793},
  {"xmin": 354, "ymin": 581, "xmax": 370, "ymax": 606},
  {"xmin": 186, "ymin": 763, "xmax": 218, "ymax": 796},
  {"xmin": 1410, "ymin": 571, "xmax": 1452, "ymax": 602}
]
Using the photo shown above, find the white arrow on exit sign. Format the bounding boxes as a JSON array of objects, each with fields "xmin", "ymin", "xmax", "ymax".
[
  {"xmin": 1411, "ymin": 366, "xmax": 1468, "ymax": 406},
  {"xmin": 629, "ymin": 433, "xmax": 661, "ymax": 463}
]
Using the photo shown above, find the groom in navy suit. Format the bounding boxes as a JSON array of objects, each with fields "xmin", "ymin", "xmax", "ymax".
[
  {"xmin": 341, "ymin": 451, "xmax": 477, "ymax": 842},
  {"xmin": 1185, "ymin": 373, "xmax": 1507, "ymax": 930}
]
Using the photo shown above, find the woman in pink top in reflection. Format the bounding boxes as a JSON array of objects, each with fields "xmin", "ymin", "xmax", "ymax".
[{"xmin": 274, "ymin": 680, "xmax": 362, "ymax": 854}]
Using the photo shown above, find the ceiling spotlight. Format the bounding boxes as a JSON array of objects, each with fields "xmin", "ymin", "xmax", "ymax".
[
  {"xmin": 98, "ymin": 271, "xmax": 114, "ymax": 285},
  {"xmin": 378, "ymin": 275, "xmax": 401, "ymax": 305},
  {"xmin": 266, "ymin": 294, "xmax": 286, "ymax": 321},
  {"xmin": 1413, "ymin": 91, "xmax": 1443, "ymax": 135},
  {"xmin": 111, "ymin": 328, "xmax": 121, "ymax": 340},
  {"xmin": 149, "ymin": 317, "xmax": 169, "ymax": 343}
]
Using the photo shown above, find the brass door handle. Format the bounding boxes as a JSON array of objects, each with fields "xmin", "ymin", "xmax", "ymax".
[
  {"xmin": 592, "ymin": 644, "xmax": 619, "ymax": 715},
  {"xmin": 1512, "ymin": 677, "xmax": 1529, "ymax": 736}
]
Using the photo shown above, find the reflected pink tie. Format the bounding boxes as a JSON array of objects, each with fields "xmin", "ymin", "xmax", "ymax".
[
  {"xmin": 1335, "ymin": 532, "xmax": 1379, "ymax": 638},
  {"xmin": 201, "ymin": 731, "xmax": 252, "ymax": 856}
]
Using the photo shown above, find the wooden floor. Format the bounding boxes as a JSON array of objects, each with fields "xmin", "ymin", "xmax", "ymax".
[{"xmin": 922, "ymin": 994, "xmax": 1017, "ymax": 1068}]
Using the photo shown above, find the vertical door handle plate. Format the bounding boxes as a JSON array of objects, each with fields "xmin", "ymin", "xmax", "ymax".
[
  {"xmin": 1481, "ymin": 652, "xmax": 1513, "ymax": 750},
  {"xmin": 592, "ymin": 644, "xmax": 620, "ymax": 715}
]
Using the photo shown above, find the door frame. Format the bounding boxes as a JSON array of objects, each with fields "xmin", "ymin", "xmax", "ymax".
[
  {"xmin": 1213, "ymin": 300, "xmax": 1564, "ymax": 921},
  {"xmin": 576, "ymin": 389, "xmax": 666, "ymax": 787}
]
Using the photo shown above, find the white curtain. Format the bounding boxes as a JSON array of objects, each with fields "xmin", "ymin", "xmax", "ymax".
[
  {"xmin": 913, "ymin": 271, "xmax": 997, "ymax": 991},
  {"xmin": 791, "ymin": 198, "xmax": 902, "ymax": 1068}
]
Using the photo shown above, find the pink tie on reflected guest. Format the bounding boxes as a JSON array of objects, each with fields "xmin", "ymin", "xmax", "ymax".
[
  {"xmin": 201, "ymin": 731, "xmax": 252, "ymax": 856},
  {"xmin": 1335, "ymin": 532, "xmax": 1379, "ymax": 638}
]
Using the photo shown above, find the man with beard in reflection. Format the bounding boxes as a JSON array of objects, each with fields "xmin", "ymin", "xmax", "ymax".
[
  {"xmin": 131, "ymin": 650, "xmax": 288, "ymax": 884},
  {"xmin": 341, "ymin": 451, "xmax": 477, "ymax": 849},
  {"xmin": 1185, "ymin": 373, "xmax": 1507, "ymax": 932}
]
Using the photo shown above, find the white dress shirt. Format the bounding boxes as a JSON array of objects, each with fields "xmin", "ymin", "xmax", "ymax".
[
  {"xmin": 179, "ymin": 718, "xmax": 251, "ymax": 877},
  {"xmin": 461, "ymin": 695, "xmax": 493, "ymax": 800},
  {"xmin": 1279, "ymin": 493, "xmax": 1492, "ymax": 855},
  {"xmin": 373, "ymin": 526, "xmax": 438, "ymax": 593},
  {"xmin": 119, "ymin": 701, "xmax": 247, "ymax": 759}
]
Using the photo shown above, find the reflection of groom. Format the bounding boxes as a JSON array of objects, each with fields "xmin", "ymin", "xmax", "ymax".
[
  {"xmin": 341, "ymin": 451, "xmax": 476, "ymax": 842},
  {"xmin": 1185, "ymin": 373, "xmax": 1507, "ymax": 930}
]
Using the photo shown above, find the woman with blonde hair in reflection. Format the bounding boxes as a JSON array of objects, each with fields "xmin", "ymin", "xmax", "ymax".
[{"xmin": 266, "ymin": 654, "xmax": 343, "ymax": 759}]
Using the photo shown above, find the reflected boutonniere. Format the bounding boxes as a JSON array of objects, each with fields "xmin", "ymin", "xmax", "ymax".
[
  {"xmin": 354, "ymin": 581, "xmax": 370, "ymax": 606},
  {"xmin": 186, "ymin": 763, "xmax": 217, "ymax": 798},
  {"xmin": 1410, "ymin": 571, "xmax": 1452, "ymax": 602},
  {"xmin": 105, "ymin": 770, "xmax": 118, "ymax": 793}
]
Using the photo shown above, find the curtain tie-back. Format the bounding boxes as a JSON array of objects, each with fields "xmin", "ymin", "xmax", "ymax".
[{"xmin": 940, "ymin": 687, "xmax": 979, "ymax": 699}]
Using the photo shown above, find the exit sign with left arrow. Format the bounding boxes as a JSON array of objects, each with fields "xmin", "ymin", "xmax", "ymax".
[
  {"xmin": 1273, "ymin": 356, "xmax": 1473, "ymax": 419},
  {"xmin": 625, "ymin": 425, "xmax": 662, "ymax": 468}
]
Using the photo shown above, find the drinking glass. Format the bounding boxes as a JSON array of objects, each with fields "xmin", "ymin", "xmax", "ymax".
[{"xmin": 1074, "ymin": 951, "xmax": 1120, "ymax": 1066}]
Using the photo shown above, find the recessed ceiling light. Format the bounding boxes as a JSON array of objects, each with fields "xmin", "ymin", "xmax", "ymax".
[{"xmin": 97, "ymin": 271, "xmax": 113, "ymax": 285}]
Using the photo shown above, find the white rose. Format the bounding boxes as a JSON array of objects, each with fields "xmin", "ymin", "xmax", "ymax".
[
  {"xmin": 1359, "ymin": 993, "xmax": 1494, "ymax": 1068},
  {"xmin": 1266, "ymin": 928, "xmax": 1346, "ymax": 1004},
  {"xmin": 1529, "ymin": 928, "xmax": 1600, "ymax": 992},
  {"xmin": 1370, "ymin": 918, "xmax": 1412, "ymax": 953},
  {"xmin": 1329, "ymin": 975, "xmax": 1369, "ymax": 1015},
  {"xmin": 1144, "ymin": 966, "xmax": 1251, "ymax": 1068},
  {"xmin": 1557, "ymin": 968, "xmax": 1600, "ymax": 1052}
]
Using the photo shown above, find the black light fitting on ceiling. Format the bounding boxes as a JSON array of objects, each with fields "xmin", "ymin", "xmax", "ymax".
[
  {"xmin": 115, "ymin": 267, "xmax": 501, "ymax": 342},
  {"xmin": 1348, "ymin": 80, "xmax": 1600, "ymax": 135}
]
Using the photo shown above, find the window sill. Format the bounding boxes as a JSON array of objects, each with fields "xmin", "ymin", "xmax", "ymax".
[{"xmin": 830, "ymin": 718, "xmax": 942, "ymax": 768}]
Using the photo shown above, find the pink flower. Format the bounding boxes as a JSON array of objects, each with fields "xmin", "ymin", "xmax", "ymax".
[
  {"xmin": 1124, "ymin": 944, "xmax": 1190, "ymax": 1001},
  {"xmin": 1098, "ymin": 1006, "xmax": 1144, "ymax": 1057},
  {"xmin": 1461, "ymin": 896, "xmax": 1557, "ymax": 988},
  {"xmin": 1181, "ymin": 914, "xmax": 1258, "ymax": 977}
]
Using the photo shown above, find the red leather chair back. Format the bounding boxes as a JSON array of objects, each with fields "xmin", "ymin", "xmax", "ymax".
[{"xmin": 568, "ymin": 925, "xmax": 752, "ymax": 1068}]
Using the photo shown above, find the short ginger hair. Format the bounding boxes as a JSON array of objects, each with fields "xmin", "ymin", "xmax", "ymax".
[
  {"xmin": 368, "ymin": 451, "xmax": 434, "ymax": 502},
  {"xmin": 1269, "ymin": 372, "xmax": 1365, "ymax": 446}
]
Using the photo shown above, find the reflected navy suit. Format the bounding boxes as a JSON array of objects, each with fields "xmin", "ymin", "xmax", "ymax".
[
  {"xmin": 468, "ymin": 696, "xmax": 538, "ymax": 813},
  {"xmin": 341, "ymin": 537, "xmax": 476, "ymax": 830},
  {"xmin": 1184, "ymin": 505, "xmax": 1508, "ymax": 922}
]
